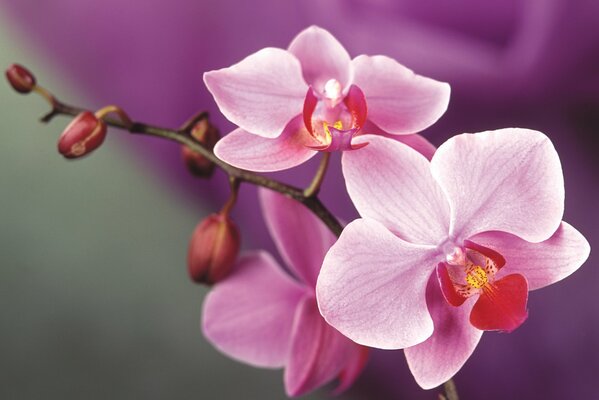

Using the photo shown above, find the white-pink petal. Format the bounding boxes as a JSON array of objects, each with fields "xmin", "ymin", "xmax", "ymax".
[
  {"xmin": 404, "ymin": 276, "xmax": 482, "ymax": 389},
  {"xmin": 431, "ymin": 128, "xmax": 565, "ymax": 243},
  {"xmin": 287, "ymin": 26, "xmax": 352, "ymax": 95},
  {"xmin": 213, "ymin": 117, "xmax": 317, "ymax": 172},
  {"xmin": 351, "ymin": 55, "xmax": 450, "ymax": 134},
  {"xmin": 284, "ymin": 296, "xmax": 358, "ymax": 397},
  {"xmin": 471, "ymin": 222, "xmax": 590, "ymax": 291},
  {"xmin": 259, "ymin": 189, "xmax": 336, "ymax": 287},
  {"xmin": 204, "ymin": 48, "xmax": 307, "ymax": 138},
  {"xmin": 359, "ymin": 120, "xmax": 437, "ymax": 160},
  {"xmin": 342, "ymin": 135, "xmax": 450, "ymax": 245},
  {"xmin": 202, "ymin": 251, "xmax": 306, "ymax": 368},
  {"xmin": 316, "ymin": 218, "xmax": 438, "ymax": 349}
]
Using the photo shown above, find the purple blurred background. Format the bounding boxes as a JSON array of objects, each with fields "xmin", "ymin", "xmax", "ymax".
[{"xmin": 1, "ymin": 0, "xmax": 597, "ymax": 398}]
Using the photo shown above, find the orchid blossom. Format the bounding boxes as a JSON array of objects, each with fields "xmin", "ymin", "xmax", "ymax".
[
  {"xmin": 204, "ymin": 25, "xmax": 449, "ymax": 172},
  {"xmin": 202, "ymin": 189, "xmax": 368, "ymax": 397},
  {"xmin": 316, "ymin": 129, "xmax": 590, "ymax": 389}
]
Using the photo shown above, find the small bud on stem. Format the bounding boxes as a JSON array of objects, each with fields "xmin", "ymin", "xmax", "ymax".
[
  {"xmin": 58, "ymin": 111, "xmax": 107, "ymax": 159},
  {"xmin": 187, "ymin": 213, "xmax": 241, "ymax": 284},
  {"xmin": 5, "ymin": 64, "xmax": 36, "ymax": 94},
  {"xmin": 182, "ymin": 118, "xmax": 221, "ymax": 178}
]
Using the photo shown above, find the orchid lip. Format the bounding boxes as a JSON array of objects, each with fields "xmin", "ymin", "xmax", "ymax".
[
  {"xmin": 436, "ymin": 240, "xmax": 529, "ymax": 332},
  {"xmin": 302, "ymin": 84, "xmax": 368, "ymax": 152}
]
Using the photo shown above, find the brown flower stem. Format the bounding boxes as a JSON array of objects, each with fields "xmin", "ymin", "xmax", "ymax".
[
  {"xmin": 303, "ymin": 151, "xmax": 331, "ymax": 198},
  {"xmin": 439, "ymin": 379, "xmax": 459, "ymax": 400},
  {"xmin": 29, "ymin": 85, "xmax": 343, "ymax": 237},
  {"xmin": 220, "ymin": 177, "xmax": 240, "ymax": 217}
]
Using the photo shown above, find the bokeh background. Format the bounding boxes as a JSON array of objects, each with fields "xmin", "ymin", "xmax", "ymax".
[{"xmin": 0, "ymin": 1, "xmax": 597, "ymax": 399}]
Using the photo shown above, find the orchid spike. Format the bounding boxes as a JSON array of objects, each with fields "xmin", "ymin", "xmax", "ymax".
[
  {"xmin": 316, "ymin": 129, "xmax": 590, "ymax": 389},
  {"xmin": 202, "ymin": 189, "xmax": 368, "ymax": 397},
  {"xmin": 204, "ymin": 25, "xmax": 449, "ymax": 172}
]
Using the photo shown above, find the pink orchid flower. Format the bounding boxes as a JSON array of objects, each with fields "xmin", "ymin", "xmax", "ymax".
[
  {"xmin": 202, "ymin": 189, "xmax": 368, "ymax": 397},
  {"xmin": 204, "ymin": 25, "xmax": 449, "ymax": 172},
  {"xmin": 316, "ymin": 130, "xmax": 590, "ymax": 389}
]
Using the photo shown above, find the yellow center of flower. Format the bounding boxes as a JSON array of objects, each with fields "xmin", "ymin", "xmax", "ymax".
[
  {"xmin": 465, "ymin": 266, "xmax": 488, "ymax": 289},
  {"xmin": 322, "ymin": 120, "xmax": 343, "ymax": 141}
]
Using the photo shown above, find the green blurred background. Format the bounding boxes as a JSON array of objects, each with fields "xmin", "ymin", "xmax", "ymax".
[{"xmin": 0, "ymin": 14, "xmax": 336, "ymax": 400}]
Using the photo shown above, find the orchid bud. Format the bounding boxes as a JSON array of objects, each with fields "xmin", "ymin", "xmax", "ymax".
[
  {"xmin": 58, "ymin": 111, "xmax": 107, "ymax": 159},
  {"xmin": 187, "ymin": 213, "xmax": 240, "ymax": 284},
  {"xmin": 182, "ymin": 119, "xmax": 220, "ymax": 178},
  {"xmin": 5, "ymin": 64, "xmax": 36, "ymax": 94}
]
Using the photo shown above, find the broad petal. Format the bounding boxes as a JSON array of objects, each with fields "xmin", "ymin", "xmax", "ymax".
[
  {"xmin": 288, "ymin": 26, "xmax": 352, "ymax": 95},
  {"xmin": 405, "ymin": 276, "xmax": 482, "ymax": 390},
  {"xmin": 342, "ymin": 134, "xmax": 450, "ymax": 245},
  {"xmin": 259, "ymin": 188, "xmax": 336, "ymax": 287},
  {"xmin": 471, "ymin": 222, "xmax": 590, "ymax": 290},
  {"xmin": 470, "ymin": 274, "xmax": 529, "ymax": 332},
  {"xmin": 316, "ymin": 218, "xmax": 437, "ymax": 349},
  {"xmin": 284, "ymin": 296, "xmax": 361, "ymax": 397},
  {"xmin": 431, "ymin": 128, "xmax": 565, "ymax": 243},
  {"xmin": 202, "ymin": 251, "xmax": 306, "ymax": 368},
  {"xmin": 213, "ymin": 117, "xmax": 318, "ymax": 172},
  {"xmin": 204, "ymin": 48, "xmax": 307, "ymax": 138},
  {"xmin": 351, "ymin": 55, "xmax": 450, "ymax": 134}
]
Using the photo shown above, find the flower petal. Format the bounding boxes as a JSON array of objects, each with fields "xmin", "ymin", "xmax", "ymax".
[
  {"xmin": 333, "ymin": 346, "xmax": 369, "ymax": 395},
  {"xmin": 202, "ymin": 251, "xmax": 306, "ymax": 368},
  {"xmin": 351, "ymin": 55, "xmax": 450, "ymax": 134},
  {"xmin": 204, "ymin": 48, "xmax": 307, "ymax": 138},
  {"xmin": 284, "ymin": 295, "xmax": 362, "ymax": 397},
  {"xmin": 287, "ymin": 26, "xmax": 352, "ymax": 95},
  {"xmin": 342, "ymin": 134, "xmax": 450, "ymax": 245},
  {"xmin": 316, "ymin": 218, "xmax": 437, "ymax": 349},
  {"xmin": 405, "ymin": 276, "xmax": 482, "ymax": 390},
  {"xmin": 470, "ymin": 274, "xmax": 529, "ymax": 332},
  {"xmin": 359, "ymin": 120, "xmax": 437, "ymax": 160},
  {"xmin": 213, "ymin": 117, "xmax": 317, "ymax": 172},
  {"xmin": 471, "ymin": 222, "xmax": 590, "ymax": 290},
  {"xmin": 259, "ymin": 188, "xmax": 336, "ymax": 287},
  {"xmin": 431, "ymin": 128, "xmax": 565, "ymax": 243}
]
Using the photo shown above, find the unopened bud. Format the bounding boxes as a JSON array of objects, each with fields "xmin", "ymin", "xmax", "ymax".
[
  {"xmin": 58, "ymin": 111, "xmax": 107, "ymax": 159},
  {"xmin": 6, "ymin": 63, "xmax": 36, "ymax": 94},
  {"xmin": 188, "ymin": 213, "xmax": 240, "ymax": 284},
  {"xmin": 182, "ymin": 119, "xmax": 220, "ymax": 178}
]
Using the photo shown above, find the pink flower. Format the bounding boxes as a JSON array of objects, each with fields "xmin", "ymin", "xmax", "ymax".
[
  {"xmin": 316, "ymin": 129, "xmax": 590, "ymax": 389},
  {"xmin": 202, "ymin": 189, "xmax": 368, "ymax": 397},
  {"xmin": 204, "ymin": 26, "xmax": 449, "ymax": 172}
]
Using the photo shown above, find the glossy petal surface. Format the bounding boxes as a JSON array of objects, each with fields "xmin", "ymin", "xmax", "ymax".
[
  {"xmin": 259, "ymin": 188, "xmax": 336, "ymax": 287},
  {"xmin": 317, "ymin": 218, "xmax": 437, "ymax": 349},
  {"xmin": 405, "ymin": 276, "xmax": 482, "ymax": 389},
  {"xmin": 342, "ymin": 135, "xmax": 449, "ymax": 245},
  {"xmin": 351, "ymin": 55, "xmax": 450, "ymax": 134},
  {"xmin": 213, "ymin": 117, "xmax": 317, "ymax": 172},
  {"xmin": 431, "ymin": 128, "xmax": 564, "ymax": 243},
  {"xmin": 204, "ymin": 48, "xmax": 306, "ymax": 138},
  {"xmin": 202, "ymin": 251, "xmax": 306, "ymax": 367}
]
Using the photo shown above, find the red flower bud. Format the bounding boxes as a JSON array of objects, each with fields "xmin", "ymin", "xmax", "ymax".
[
  {"xmin": 188, "ymin": 213, "xmax": 240, "ymax": 285},
  {"xmin": 5, "ymin": 63, "xmax": 36, "ymax": 94},
  {"xmin": 182, "ymin": 119, "xmax": 220, "ymax": 178},
  {"xmin": 58, "ymin": 111, "xmax": 107, "ymax": 159}
]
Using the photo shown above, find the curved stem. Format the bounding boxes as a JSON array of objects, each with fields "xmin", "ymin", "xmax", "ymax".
[
  {"xmin": 440, "ymin": 379, "xmax": 459, "ymax": 400},
  {"xmin": 304, "ymin": 151, "xmax": 331, "ymax": 198},
  {"xmin": 33, "ymin": 92, "xmax": 344, "ymax": 237},
  {"xmin": 220, "ymin": 176, "xmax": 240, "ymax": 217}
]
